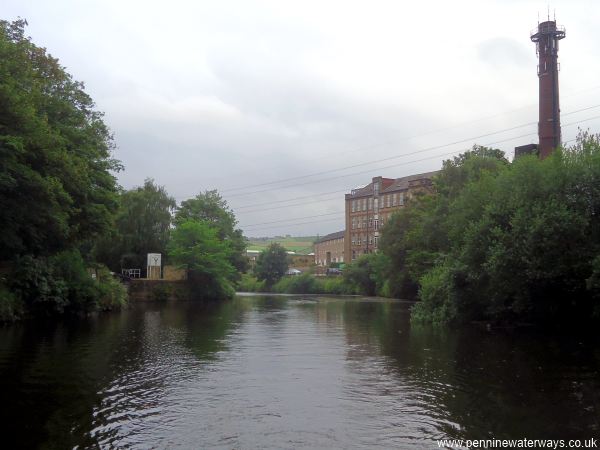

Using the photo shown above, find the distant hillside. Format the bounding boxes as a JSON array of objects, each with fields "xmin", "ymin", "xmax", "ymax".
[{"xmin": 245, "ymin": 236, "xmax": 317, "ymax": 254}]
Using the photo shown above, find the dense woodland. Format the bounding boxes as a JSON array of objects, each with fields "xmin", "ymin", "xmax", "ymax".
[{"xmin": 3, "ymin": 19, "xmax": 600, "ymax": 328}]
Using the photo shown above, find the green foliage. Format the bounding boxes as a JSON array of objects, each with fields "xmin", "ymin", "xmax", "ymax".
[
  {"xmin": 151, "ymin": 283, "xmax": 171, "ymax": 303},
  {"xmin": 8, "ymin": 250, "xmax": 127, "ymax": 317},
  {"xmin": 236, "ymin": 273, "xmax": 354, "ymax": 295},
  {"xmin": 411, "ymin": 263, "xmax": 457, "ymax": 325},
  {"xmin": 236, "ymin": 273, "xmax": 267, "ymax": 292},
  {"xmin": 342, "ymin": 253, "xmax": 387, "ymax": 296},
  {"xmin": 272, "ymin": 273, "xmax": 317, "ymax": 294},
  {"xmin": 96, "ymin": 266, "xmax": 127, "ymax": 311},
  {"xmin": 0, "ymin": 284, "xmax": 23, "ymax": 321},
  {"xmin": 384, "ymin": 135, "xmax": 600, "ymax": 326},
  {"xmin": 168, "ymin": 220, "xmax": 236, "ymax": 300},
  {"xmin": 254, "ymin": 243, "xmax": 289, "ymax": 286},
  {"xmin": 174, "ymin": 190, "xmax": 248, "ymax": 274},
  {"xmin": 94, "ymin": 179, "xmax": 176, "ymax": 271},
  {"xmin": 0, "ymin": 19, "xmax": 120, "ymax": 259},
  {"xmin": 0, "ymin": 20, "xmax": 129, "ymax": 320},
  {"xmin": 320, "ymin": 276, "xmax": 353, "ymax": 295}
]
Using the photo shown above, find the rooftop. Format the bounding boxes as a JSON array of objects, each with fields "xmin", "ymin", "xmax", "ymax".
[
  {"xmin": 346, "ymin": 171, "xmax": 439, "ymax": 198},
  {"xmin": 315, "ymin": 230, "xmax": 345, "ymax": 244}
]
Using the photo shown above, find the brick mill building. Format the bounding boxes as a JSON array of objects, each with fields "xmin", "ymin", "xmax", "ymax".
[
  {"xmin": 314, "ymin": 231, "xmax": 345, "ymax": 266},
  {"xmin": 344, "ymin": 172, "xmax": 437, "ymax": 262}
]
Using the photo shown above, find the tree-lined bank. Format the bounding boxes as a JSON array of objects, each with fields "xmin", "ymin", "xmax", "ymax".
[
  {"xmin": 3, "ymin": 19, "xmax": 600, "ymax": 329},
  {"xmin": 0, "ymin": 20, "xmax": 246, "ymax": 320},
  {"xmin": 242, "ymin": 137, "xmax": 600, "ymax": 328}
]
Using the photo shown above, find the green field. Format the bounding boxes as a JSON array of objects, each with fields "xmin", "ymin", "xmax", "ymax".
[{"xmin": 246, "ymin": 236, "xmax": 316, "ymax": 254}]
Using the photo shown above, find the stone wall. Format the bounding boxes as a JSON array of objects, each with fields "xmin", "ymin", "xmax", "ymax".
[{"xmin": 127, "ymin": 279, "xmax": 191, "ymax": 302}]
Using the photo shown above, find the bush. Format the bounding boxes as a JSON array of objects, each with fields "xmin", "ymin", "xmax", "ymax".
[
  {"xmin": 0, "ymin": 285, "xmax": 24, "ymax": 321},
  {"xmin": 9, "ymin": 251, "xmax": 128, "ymax": 316},
  {"xmin": 411, "ymin": 264, "xmax": 457, "ymax": 325},
  {"xmin": 319, "ymin": 277, "xmax": 354, "ymax": 295},
  {"xmin": 151, "ymin": 283, "xmax": 171, "ymax": 303},
  {"xmin": 236, "ymin": 272, "xmax": 357, "ymax": 296},
  {"xmin": 12, "ymin": 253, "xmax": 75, "ymax": 315},
  {"xmin": 273, "ymin": 273, "xmax": 317, "ymax": 294},
  {"xmin": 96, "ymin": 267, "xmax": 128, "ymax": 310},
  {"xmin": 236, "ymin": 274, "xmax": 267, "ymax": 292}
]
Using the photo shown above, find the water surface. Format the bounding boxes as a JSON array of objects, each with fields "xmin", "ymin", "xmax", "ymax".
[{"xmin": 1, "ymin": 294, "xmax": 598, "ymax": 449}]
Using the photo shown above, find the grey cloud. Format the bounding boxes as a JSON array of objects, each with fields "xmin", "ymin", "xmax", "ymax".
[{"xmin": 477, "ymin": 37, "xmax": 535, "ymax": 69}]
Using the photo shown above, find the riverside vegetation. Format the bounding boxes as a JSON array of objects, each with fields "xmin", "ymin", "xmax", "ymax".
[
  {"xmin": 242, "ymin": 137, "xmax": 600, "ymax": 328},
  {"xmin": 0, "ymin": 20, "xmax": 246, "ymax": 321},
  {"xmin": 3, "ymin": 19, "xmax": 600, "ymax": 329}
]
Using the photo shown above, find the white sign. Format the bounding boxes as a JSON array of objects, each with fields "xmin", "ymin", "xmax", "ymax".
[{"xmin": 147, "ymin": 253, "xmax": 162, "ymax": 267}]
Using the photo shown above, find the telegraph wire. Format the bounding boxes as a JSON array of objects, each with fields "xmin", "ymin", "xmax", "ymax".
[
  {"xmin": 221, "ymin": 103, "xmax": 600, "ymax": 197},
  {"xmin": 230, "ymin": 189, "xmax": 348, "ymax": 212},
  {"xmin": 232, "ymin": 112, "xmax": 600, "ymax": 212},
  {"xmin": 237, "ymin": 123, "xmax": 596, "ymax": 231},
  {"xmin": 193, "ymin": 84, "xmax": 600, "ymax": 194},
  {"xmin": 241, "ymin": 211, "xmax": 344, "ymax": 228},
  {"xmin": 233, "ymin": 113, "xmax": 600, "ymax": 218},
  {"xmin": 243, "ymin": 216, "xmax": 344, "ymax": 233},
  {"xmin": 225, "ymin": 121, "xmax": 536, "ymax": 197},
  {"xmin": 234, "ymin": 131, "xmax": 538, "ymax": 215}
]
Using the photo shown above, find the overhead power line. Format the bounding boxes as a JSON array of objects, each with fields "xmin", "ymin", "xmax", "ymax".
[
  {"xmin": 194, "ymin": 84, "xmax": 600, "ymax": 194},
  {"xmin": 244, "ymin": 216, "xmax": 344, "ymax": 233},
  {"xmin": 232, "ymin": 113, "xmax": 600, "ymax": 217},
  {"xmin": 240, "ymin": 132, "xmax": 589, "ymax": 233},
  {"xmin": 234, "ymin": 132, "xmax": 537, "ymax": 214},
  {"xmin": 240, "ymin": 211, "xmax": 344, "ymax": 228},
  {"xmin": 222, "ymin": 103, "xmax": 600, "ymax": 198}
]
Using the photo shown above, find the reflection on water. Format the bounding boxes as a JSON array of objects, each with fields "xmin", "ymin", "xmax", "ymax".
[{"xmin": 0, "ymin": 295, "xmax": 599, "ymax": 449}]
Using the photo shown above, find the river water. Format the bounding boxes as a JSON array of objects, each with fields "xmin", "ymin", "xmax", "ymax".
[{"xmin": 0, "ymin": 294, "xmax": 599, "ymax": 449}]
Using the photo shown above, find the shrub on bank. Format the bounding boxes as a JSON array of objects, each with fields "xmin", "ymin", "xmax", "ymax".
[
  {"xmin": 237, "ymin": 273, "xmax": 356, "ymax": 296},
  {"xmin": 237, "ymin": 273, "xmax": 267, "ymax": 292},
  {"xmin": 390, "ymin": 134, "xmax": 600, "ymax": 326},
  {"xmin": 0, "ymin": 285, "xmax": 24, "ymax": 322},
  {"xmin": 96, "ymin": 267, "xmax": 128, "ymax": 311},
  {"xmin": 272, "ymin": 273, "xmax": 317, "ymax": 294},
  {"xmin": 2, "ymin": 250, "xmax": 128, "ymax": 321}
]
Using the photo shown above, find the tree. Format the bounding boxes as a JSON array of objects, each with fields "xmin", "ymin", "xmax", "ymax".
[
  {"xmin": 409, "ymin": 134, "xmax": 600, "ymax": 325},
  {"xmin": 254, "ymin": 243, "xmax": 288, "ymax": 286},
  {"xmin": 0, "ymin": 19, "xmax": 121, "ymax": 259},
  {"xmin": 167, "ymin": 220, "xmax": 236, "ymax": 299},
  {"xmin": 379, "ymin": 145, "xmax": 508, "ymax": 302},
  {"xmin": 174, "ymin": 190, "xmax": 247, "ymax": 273},
  {"xmin": 0, "ymin": 20, "xmax": 125, "ymax": 320},
  {"xmin": 94, "ymin": 179, "xmax": 176, "ymax": 271}
]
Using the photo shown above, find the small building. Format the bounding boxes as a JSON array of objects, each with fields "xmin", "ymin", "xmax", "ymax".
[
  {"xmin": 287, "ymin": 252, "xmax": 313, "ymax": 271},
  {"xmin": 314, "ymin": 230, "xmax": 345, "ymax": 266},
  {"xmin": 246, "ymin": 249, "xmax": 261, "ymax": 269}
]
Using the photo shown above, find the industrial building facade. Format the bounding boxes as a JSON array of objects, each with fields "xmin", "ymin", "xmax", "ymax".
[
  {"xmin": 314, "ymin": 231, "xmax": 345, "ymax": 266},
  {"xmin": 344, "ymin": 172, "xmax": 437, "ymax": 262}
]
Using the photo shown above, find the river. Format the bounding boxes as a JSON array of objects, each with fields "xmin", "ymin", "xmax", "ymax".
[{"xmin": 0, "ymin": 294, "xmax": 598, "ymax": 449}]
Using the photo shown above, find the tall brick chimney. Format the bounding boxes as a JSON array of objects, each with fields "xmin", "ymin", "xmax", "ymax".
[{"xmin": 530, "ymin": 19, "xmax": 565, "ymax": 159}]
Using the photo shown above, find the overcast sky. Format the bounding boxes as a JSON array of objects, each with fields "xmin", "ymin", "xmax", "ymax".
[{"xmin": 4, "ymin": 0, "xmax": 600, "ymax": 237}]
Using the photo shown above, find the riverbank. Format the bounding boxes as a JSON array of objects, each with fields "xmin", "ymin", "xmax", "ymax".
[
  {"xmin": 127, "ymin": 279, "xmax": 195, "ymax": 302},
  {"xmin": 237, "ymin": 273, "xmax": 356, "ymax": 295}
]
